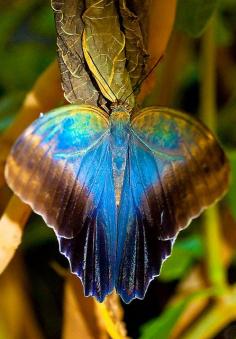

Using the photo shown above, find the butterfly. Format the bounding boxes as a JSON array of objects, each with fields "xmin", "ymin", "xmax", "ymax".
[{"xmin": 5, "ymin": 102, "xmax": 229, "ymax": 303}]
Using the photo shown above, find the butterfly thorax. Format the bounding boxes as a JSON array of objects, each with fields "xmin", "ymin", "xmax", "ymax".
[{"xmin": 110, "ymin": 110, "xmax": 130, "ymax": 206}]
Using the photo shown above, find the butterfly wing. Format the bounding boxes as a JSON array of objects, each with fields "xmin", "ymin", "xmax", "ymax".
[
  {"xmin": 116, "ymin": 107, "xmax": 229, "ymax": 303},
  {"xmin": 5, "ymin": 104, "xmax": 116, "ymax": 301}
]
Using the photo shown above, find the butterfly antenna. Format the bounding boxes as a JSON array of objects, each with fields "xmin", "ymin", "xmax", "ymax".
[
  {"xmin": 86, "ymin": 50, "xmax": 118, "ymax": 102},
  {"xmin": 121, "ymin": 55, "xmax": 164, "ymax": 105}
]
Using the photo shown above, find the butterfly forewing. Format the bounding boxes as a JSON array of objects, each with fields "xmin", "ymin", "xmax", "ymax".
[
  {"xmin": 130, "ymin": 107, "xmax": 230, "ymax": 239},
  {"xmin": 5, "ymin": 105, "xmax": 117, "ymax": 301}
]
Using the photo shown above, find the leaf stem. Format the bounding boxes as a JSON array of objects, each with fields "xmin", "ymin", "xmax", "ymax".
[{"xmin": 200, "ymin": 18, "xmax": 227, "ymax": 290}]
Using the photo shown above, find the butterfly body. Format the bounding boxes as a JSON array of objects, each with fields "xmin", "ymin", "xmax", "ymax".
[
  {"xmin": 110, "ymin": 109, "xmax": 130, "ymax": 205},
  {"xmin": 5, "ymin": 104, "xmax": 229, "ymax": 303}
]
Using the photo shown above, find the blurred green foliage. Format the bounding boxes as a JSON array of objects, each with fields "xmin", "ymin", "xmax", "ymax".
[
  {"xmin": 175, "ymin": 0, "xmax": 220, "ymax": 36},
  {"xmin": 140, "ymin": 289, "xmax": 216, "ymax": 339},
  {"xmin": 227, "ymin": 150, "xmax": 236, "ymax": 219},
  {"xmin": 160, "ymin": 233, "xmax": 203, "ymax": 282},
  {"xmin": 0, "ymin": 0, "xmax": 55, "ymax": 95}
]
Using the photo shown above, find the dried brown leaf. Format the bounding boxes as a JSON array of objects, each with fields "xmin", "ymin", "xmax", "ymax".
[
  {"xmin": 119, "ymin": 0, "xmax": 149, "ymax": 88},
  {"xmin": 51, "ymin": 0, "xmax": 102, "ymax": 105},
  {"xmin": 126, "ymin": 0, "xmax": 151, "ymax": 48},
  {"xmin": 63, "ymin": 274, "xmax": 108, "ymax": 339}
]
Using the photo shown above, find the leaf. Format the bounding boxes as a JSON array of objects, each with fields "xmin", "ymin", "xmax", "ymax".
[
  {"xmin": 226, "ymin": 149, "xmax": 236, "ymax": 219},
  {"xmin": 22, "ymin": 215, "xmax": 55, "ymax": 250},
  {"xmin": 119, "ymin": 0, "xmax": 149, "ymax": 87},
  {"xmin": 138, "ymin": 0, "xmax": 177, "ymax": 101},
  {"xmin": 0, "ymin": 42, "xmax": 55, "ymax": 92},
  {"xmin": 51, "ymin": 0, "xmax": 101, "ymax": 105},
  {"xmin": 140, "ymin": 289, "xmax": 215, "ymax": 339},
  {"xmin": 126, "ymin": 0, "xmax": 152, "ymax": 48},
  {"xmin": 215, "ymin": 13, "xmax": 233, "ymax": 46},
  {"xmin": 160, "ymin": 234, "xmax": 203, "ymax": 281},
  {"xmin": 30, "ymin": 4, "xmax": 55, "ymax": 38},
  {"xmin": 218, "ymin": 99, "xmax": 236, "ymax": 148},
  {"xmin": 0, "ymin": 195, "xmax": 31, "ymax": 275},
  {"xmin": 140, "ymin": 299, "xmax": 188, "ymax": 339},
  {"xmin": 175, "ymin": 0, "xmax": 220, "ymax": 37},
  {"xmin": 82, "ymin": 0, "xmax": 134, "ymax": 107}
]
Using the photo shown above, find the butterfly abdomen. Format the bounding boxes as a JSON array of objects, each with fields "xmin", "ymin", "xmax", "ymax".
[{"xmin": 110, "ymin": 110, "xmax": 130, "ymax": 206}]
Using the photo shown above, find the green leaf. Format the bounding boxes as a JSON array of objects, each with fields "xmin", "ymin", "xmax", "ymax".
[
  {"xmin": 215, "ymin": 14, "xmax": 233, "ymax": 46},
  {"xmin": 0, "ymin": 42, "xmax": 55, "ymax": 91},
  {"xmin": 226, "ymin": 150, "xmax": 236, "ymax": 219},
  {"xmin": 175, "ymin": 0, "xmax": 220, "ymax": 37},
  {"xmin": 219, "ymin": 100, "xmax": 236, "ymax": 148},
  {"xmin": 22, "ymin": 215, "xmax": 55, "ymax": 250},
  {"xmin": 160, "ymin": 234, "xmax": 203, "ymax": 281},
  {"xmin": 140, "ymin": 289, "xmax": 214, "ymax": 339},
  {"xmin": 30, "ymin": 5, "xmax": 55, "ymax": 38}
]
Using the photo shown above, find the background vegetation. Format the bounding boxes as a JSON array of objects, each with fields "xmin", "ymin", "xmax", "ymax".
[{"xmin": 0, "ymin": 0, "xmax": 236, "ymax": 338}]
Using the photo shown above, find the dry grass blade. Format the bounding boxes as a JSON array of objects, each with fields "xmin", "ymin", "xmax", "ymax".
[
  {"xmin": 0, "ymin": 195, "xmax": 31, "ymax": 274},
  {"xmin": 95, "ymin": 294, "xmax": 128, "ymax": 339},
  {"xmin": 63, "ymin": 274, "xmax": 108, "ymax": 339},
  {"xmin": 0, "ymin": 60, "xmax": 63, "ymax": 188},
  {"xmin": 63, "ymin": 274, "xmax": 129, "ymax": 339},
  {"xmin": 0, "ymin": 256, "xmax": 44, "ymax": 339},
  {"xmin": 0, "ymin": 60, "xmax": 63, "ymax": 275}
]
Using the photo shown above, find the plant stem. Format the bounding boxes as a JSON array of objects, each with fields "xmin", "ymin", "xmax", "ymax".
[
  {"xmin": 182, "ymin": 285, "xmax": 236, "ymax": 339},
  {"xmin": 200, "ymin": 18, "xmax": 227, "ymax": 290}
]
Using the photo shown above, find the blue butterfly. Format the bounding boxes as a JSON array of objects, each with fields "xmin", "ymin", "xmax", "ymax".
[{"xmin": 5, "ymin": 103, "xmax": 229, "ymax": 303}]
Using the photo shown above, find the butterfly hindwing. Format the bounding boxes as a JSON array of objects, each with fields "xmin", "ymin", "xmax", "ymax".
[
  {"xmin": 59, "ymin": 134, "xmax": 117, "ymax": 301},
  {"xmin": 5, "ymin": 104, "xmax": 117, "ymax": 301},
  {"xmin": 116, "ymin": 107, "xmax": 229, "ymax": 303},
  {"xmin": 116, "ymin": 134, "xmax": 173, "ymax": 302}
]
